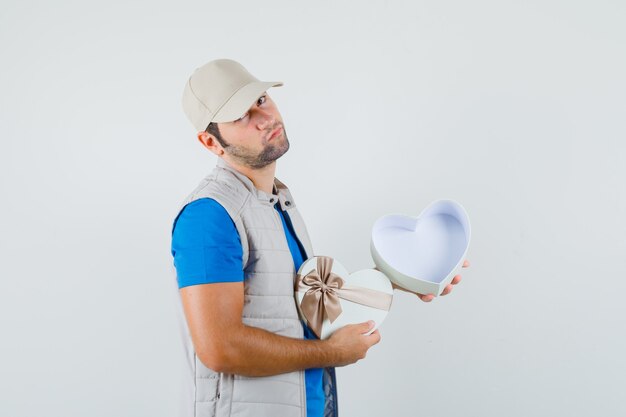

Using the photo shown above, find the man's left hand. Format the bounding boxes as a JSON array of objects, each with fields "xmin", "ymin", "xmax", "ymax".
[{"xmin": 389, "ymin": 259, "xmax": 470, "ymax": 302}]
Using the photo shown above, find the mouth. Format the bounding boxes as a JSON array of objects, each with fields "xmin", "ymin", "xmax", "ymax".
[{"xmin": 268, "ymin": 126, "xmax": 282, "ymax": 140}]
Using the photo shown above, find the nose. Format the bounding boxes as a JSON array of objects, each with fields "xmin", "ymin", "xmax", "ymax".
[{"xmin": 255, "ymin": 109, "xmax": 275, "ymax": 131}]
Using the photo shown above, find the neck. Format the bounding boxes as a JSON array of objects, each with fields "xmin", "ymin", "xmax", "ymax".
[{"xmin": 221, "ymin": 157, "xmax": 277, "ymax": 195}]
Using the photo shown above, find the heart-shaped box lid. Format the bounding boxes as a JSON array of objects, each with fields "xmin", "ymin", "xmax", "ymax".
[
  {"xmin": 370, "ymin": 199, "xmax": 471, "ymax": 296},
  {"xmin": 295, "ymin": 256, "xmax": 393, "ymax": 340}
]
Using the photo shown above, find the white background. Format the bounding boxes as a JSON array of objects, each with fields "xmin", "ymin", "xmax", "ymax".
[{"xmin": 1, "ymin": 1, "xmax": 625, "ymax": 416}]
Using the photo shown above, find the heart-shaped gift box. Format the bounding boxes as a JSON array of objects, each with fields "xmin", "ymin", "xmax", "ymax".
[
  {"xmin": 295, "ymin": 256, "xmax": 393, "ymax": 340},
  {"xmin": 370, "ymin": 199, "xmax": 471, "ymax": 296}
]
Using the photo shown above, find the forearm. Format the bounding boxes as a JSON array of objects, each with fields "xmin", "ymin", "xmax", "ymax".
[{"xmin": 214, "ymin": 323, "xmax": 339, "ymax": 377}]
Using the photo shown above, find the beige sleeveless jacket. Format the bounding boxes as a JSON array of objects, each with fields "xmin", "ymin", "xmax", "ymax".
[{"xmin": 172, "ymin": 158, "xmax": 338, "ymax": 417}]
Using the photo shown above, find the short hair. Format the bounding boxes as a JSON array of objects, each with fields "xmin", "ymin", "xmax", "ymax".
[{"xmin": 205, "ymin": 122, "xmax": 229, "ymax": 148}]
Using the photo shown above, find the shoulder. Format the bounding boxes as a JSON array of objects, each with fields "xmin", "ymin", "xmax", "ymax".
[
  {"xmin": 176, "ymin": 197, "xmax": 230, "ymax": 222},
  {"xmin": 171, "ymin": 199, "xmax": 244, "ymax": 288},
  {"xmin": 171, "ymin": 197, "xmax": 240, "ymax": 239},
  {"xmin": 181, "ymin": 197, "xmax": 228, "ymax": 215}
]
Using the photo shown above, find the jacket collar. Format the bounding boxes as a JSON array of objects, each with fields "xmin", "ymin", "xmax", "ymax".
[{"xmin": 215, "ymin": 158, "xmax": 296, "ymax": 210}]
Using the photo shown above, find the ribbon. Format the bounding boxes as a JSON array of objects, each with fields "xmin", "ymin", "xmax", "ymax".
[{"xmin": 295, "ymin": 256, "xmax": 393, "ymax": 339}]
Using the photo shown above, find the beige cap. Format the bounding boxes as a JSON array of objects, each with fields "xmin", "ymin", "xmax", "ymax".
[{"xmin": 181, "ymin": 59, "xmax": 283, "ymax": 131}]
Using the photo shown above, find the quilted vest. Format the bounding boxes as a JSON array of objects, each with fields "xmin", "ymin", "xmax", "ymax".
[{"xmin": 172, "ymin": 158, "xmax": 339, "ymax": 417}]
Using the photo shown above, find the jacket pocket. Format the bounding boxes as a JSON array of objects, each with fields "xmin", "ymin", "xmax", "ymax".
[
  {"xmin": 195, "ymin": 374, "xmax": 219, "ymax": 417},
  {"xmin": 231, "ymin": 372, "xmax": 303, "ymax": 410}
]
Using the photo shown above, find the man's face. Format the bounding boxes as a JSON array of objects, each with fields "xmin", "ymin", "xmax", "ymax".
[{"xmin": 214, "ymin": 92, "xmax": 289, "ymax": 169}]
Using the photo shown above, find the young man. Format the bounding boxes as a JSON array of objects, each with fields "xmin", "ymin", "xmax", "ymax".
[{"xmin": 171, "ymin": 59, "xmax": 468, "ymax": 417}]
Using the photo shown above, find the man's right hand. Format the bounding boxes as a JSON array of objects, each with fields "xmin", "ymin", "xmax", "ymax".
[{"xmin": 326, "ymin": 320, "xmax": 381, "ymax": 367}]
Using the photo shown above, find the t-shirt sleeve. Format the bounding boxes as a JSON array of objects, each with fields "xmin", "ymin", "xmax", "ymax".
[{"xmin": 171, "ymin": 198, "xmax": 244, "ymax": 289}]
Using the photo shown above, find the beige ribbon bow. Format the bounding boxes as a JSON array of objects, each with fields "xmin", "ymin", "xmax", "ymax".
[{"xmin": 295, "ymin": 256, "xmax": 393, "ymax": 339}]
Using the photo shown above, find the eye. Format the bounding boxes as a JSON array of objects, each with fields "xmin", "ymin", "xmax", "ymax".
[{"xmin": 234, "ymin": 95, "xmax": 267, "ymax": 122}]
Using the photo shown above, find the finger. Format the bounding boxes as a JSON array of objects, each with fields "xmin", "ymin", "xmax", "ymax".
[
  {"xmin": 452, "ymin": 275, "xmax": 462, "ymax": 285},
  {"xmin": 369, "ymin": 329, "xmax": 382, "ymax": 344},
  {"xmin": 419, "ymin": 293, "xmax": 434, "ymax": 302},
  {"xmin": 358, "ymin": 320, "xmax": 376, "ymax": 332},
  {"xmin": 463, "ymin": 259, "xmax": 470, "ymax": 268},
  {"xmin": 372, "ymin": 329, "xmax": 383, "ymax": 343},
  {"xmin": 441, "ymin": 284, "xmax": 453, "ymax": 296}
]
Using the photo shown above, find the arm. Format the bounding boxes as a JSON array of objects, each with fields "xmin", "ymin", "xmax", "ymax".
[{"xmin": 180, "ymin": 281, "xmax": 380, "ymax": 377}]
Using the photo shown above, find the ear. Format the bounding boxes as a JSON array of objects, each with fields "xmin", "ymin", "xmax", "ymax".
[{"xmin": 197, "ymin": 131, "xmax": 225, "ymax": 156}]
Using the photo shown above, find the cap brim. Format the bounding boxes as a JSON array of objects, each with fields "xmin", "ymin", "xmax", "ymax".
[{"xmin": 211, "ymin": 81, "xmax": 283, "ymax": 123}]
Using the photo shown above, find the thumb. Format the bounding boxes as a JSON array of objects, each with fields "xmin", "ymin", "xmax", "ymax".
[{"xmin": 357, "ymin": 320, "xmax": 376, "ymax": 333}]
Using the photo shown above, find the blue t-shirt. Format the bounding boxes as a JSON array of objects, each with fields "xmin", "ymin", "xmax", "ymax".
[{"xmin": 171, "ymin": 198, "xmax": 324, "ymax": 417}]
